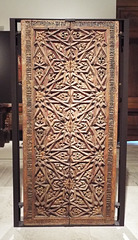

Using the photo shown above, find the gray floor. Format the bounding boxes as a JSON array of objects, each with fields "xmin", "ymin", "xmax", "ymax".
[{"xmin": 0, "ymin": 142, "xmax": 138, "ymax": 240}]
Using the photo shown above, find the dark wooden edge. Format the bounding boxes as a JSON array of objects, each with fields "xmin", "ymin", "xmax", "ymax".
[
  {"xmin": 117, "ymin": 0, "xmax": 138, "ymax": 7},
  {"xmin": 117, "ymin": 19, "xmax": 129, "ymax": 226},
  {"xmin": 10, "ymin": 18, "xmax": 123, "ymax": 21},
  {"xmin": 10, "ymin": 18, "xmax": 21, "ymax": 227},
  {"xmin": 10, "ymin": 18, "xmax": 128, "ymax": 227}
]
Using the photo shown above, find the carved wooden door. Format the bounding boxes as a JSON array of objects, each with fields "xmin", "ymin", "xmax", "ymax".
[{"xmin": 21, "ymin": 20, "xmax": 119, "ymax": 226}]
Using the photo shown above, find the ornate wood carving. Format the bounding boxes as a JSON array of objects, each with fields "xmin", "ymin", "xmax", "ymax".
[{"xmin": 21, "ymin": 20, "xmax": 119, "ymax": 225}]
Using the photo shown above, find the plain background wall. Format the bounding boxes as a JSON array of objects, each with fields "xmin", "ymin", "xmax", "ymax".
[{"xmin": 0, "ymin": 0, "xmax": 116, "ymax": 31}]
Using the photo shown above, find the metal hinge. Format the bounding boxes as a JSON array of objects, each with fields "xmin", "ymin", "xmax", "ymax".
[
  {"xmin": 115, "ymin": 220, "xmax": 120, "ymax": 226},
  {"xmin": 18, "ymin": 202, "xmax": 24, "ymax": 208},
  {"xmin": 115, "ymin": 202, "xmax": 120, "ymax": 209},
  {"xmin": 119, "ymin": 31, "xmax": 124, "ymax": 52},
  {"xmin": 19, "ymin": 221, "xmax": 24, "ymax": 227},
  {"xmin": 117, "ymin": 143, "xmax": 120, "ymax": 149},
  {"xmin": 115, "ymin": 203, "xmax": 120, "ymax": 226}
]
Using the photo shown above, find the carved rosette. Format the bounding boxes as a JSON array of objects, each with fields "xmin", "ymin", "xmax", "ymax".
[{"xmin": 22, "ymin": 20, "xmax": 119, "ymax": 225}]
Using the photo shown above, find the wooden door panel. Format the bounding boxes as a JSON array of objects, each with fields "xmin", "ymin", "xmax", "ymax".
[
  {"xmin": 69, "ymin": 21, "xmax": 119, "ymax": 225},
  {"xmin": 21, "ymin": 20, "xmax": 119, "ymax": 225},
  {"xmin": 22, "ymin": 20, "xmax": 71, "ymax": 225}
]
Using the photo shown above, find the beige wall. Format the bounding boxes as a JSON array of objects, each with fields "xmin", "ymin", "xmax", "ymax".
[{"xmin": 0, "ymin": 0, "xmax": 116, "ymax": 30}]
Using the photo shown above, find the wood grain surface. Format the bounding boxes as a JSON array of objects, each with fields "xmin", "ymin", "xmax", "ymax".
[{"xmin": 21, "ymin": 20, "xmax": 119, "ymax": 226}]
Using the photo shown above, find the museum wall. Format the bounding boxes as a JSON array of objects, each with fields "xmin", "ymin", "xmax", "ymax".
[{"xmin": 0, "ymin": 0, "xmax": 116, "ymax": 31}]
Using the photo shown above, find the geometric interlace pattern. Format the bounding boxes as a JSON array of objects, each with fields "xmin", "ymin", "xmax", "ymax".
[
  {"xmin": 34, "ymin": 28, "xmax": 108, "ymax": 218},
  {"xmin": 22, "ymin": 20, "xmax": 119, "ymax": 225}
]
